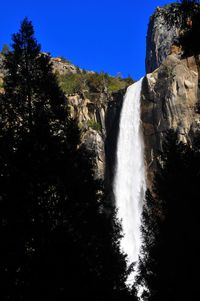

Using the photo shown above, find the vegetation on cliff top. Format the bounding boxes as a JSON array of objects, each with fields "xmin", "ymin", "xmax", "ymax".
[
  {"xmin": 0, "ymin": 45, "xmax": 134, "ymax": 97},
  {"xmin": 57, "ymin": 70, "xmax": 134, "ymax": 95}
]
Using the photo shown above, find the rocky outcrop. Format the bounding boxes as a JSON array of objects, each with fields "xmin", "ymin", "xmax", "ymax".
[
  {"xmin": 67, "ymin": 90, "xmax": 124, "ymax": 181},
  {"xmin": 67, "ymin": 93, "xmax": 106, "ymax": 179},
  {"xmin": 52, "ymin": 58, "xmax": 79, "ymax": 75},
  {"xmin": 141, "ymin": 53, "xmax": 200, "ymax": 186},
  {"xmin": 143, "ymin": 2, "xmax": 200, "ymax": 186},
  {"xmin": 146, "ymin": 4, "xmax": 182, "ymax": 74}
]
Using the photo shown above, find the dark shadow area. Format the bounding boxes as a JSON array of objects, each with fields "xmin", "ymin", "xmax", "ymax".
[
  {"xmin": 0, "ymin": 18, "xmax": 136, "ymax": 300},
  {"xmin": 104, "ymin": 89, "xmax": 125, "ymax": 202},
  {"xmin": 136, "ymin": 130, "xmax": 200, "ymax": 300}
]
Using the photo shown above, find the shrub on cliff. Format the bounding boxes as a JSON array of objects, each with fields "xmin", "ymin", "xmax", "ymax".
[
  {"xmin": 163, "ymin": 1, "xmax": 200, "ymax": 55},
  {"xmin": 58, "ymin": 70, "xmax": 133, "ymax": 95}
]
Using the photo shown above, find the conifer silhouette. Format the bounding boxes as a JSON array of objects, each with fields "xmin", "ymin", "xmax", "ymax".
[
  {"xmin": 136, "ymin": 130, "xmax": 200, "ymax": 300},
  {"xmin": 0, "ymin": 18, "xmax": 132, "ymax": 300}
]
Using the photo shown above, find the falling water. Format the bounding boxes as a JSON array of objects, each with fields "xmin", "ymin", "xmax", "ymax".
[{"xmin": 114, "ymin": 78, "xmax": 146, "ymax": 274}]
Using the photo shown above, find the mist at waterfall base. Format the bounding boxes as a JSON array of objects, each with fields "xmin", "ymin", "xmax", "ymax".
[{"xmin": 114, "ymin": 78, "xmax": 146, "ymax": 284}]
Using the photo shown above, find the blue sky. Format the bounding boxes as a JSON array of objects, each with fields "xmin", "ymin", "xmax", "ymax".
[{"xmin": 0, "ymin": 0, "xmax": 173, "ymax": 79}]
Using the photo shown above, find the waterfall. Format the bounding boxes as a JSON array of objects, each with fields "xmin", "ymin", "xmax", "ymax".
[{"xmin": 114, "ymin": 77, "xmax": 146, "ymax": 273}]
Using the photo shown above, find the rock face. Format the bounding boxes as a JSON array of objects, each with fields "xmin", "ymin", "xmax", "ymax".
[
  {"xmin": 52, "ymin": 58, "xmax": 78, "ymax": 75},
  {"xmin": 67, "ymin": 90, "xmax": 124, "ymax": 181},
  {"xmin": 146, "ymin": 4, "xmax": 182, "ymax": 74},
  {"xmin": 68, "ymin": 93, "xmax": 106, "ymax": 179},
  {"xmin": 142, "ymin": 53, "xmax": 200, "ymax": 186},
  {"xmin": 143, "ymin": 3, "xmax": 200, "ymax": 186}
]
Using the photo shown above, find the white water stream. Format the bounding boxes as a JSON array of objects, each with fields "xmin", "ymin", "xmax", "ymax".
[{"xmin": 114, "ymin": 78, "xmax": 146, "ymax": 278}]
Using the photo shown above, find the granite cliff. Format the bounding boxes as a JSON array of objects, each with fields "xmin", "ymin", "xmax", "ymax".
[
  {"xmin": 142, "ymin": 53, "xmax": 200, "ymax": 185},
  {"xmin": 142, "ymin": 3, "xmax": 200, "ymax": 186},
  {"xmin": 145, "ymin": 4, "xmax": 182, "ymax": 74},
  {"xmin": 67, "ymin": 88, "xmax": 125, "ymax": 181}
]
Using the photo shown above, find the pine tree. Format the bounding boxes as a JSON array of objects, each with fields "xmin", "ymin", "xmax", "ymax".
[
  {"xmin": 0, "ymin": 18, "xmax": 132, "ymax": 300},
  {"xmin": 1, "ymin": 44, "xmax": 10, "ymax": 55},
  {"xmin": 137, "ymin": 130, "xmax": 200, "ymax": 300},
  {"xmin": 0, "ymin": 17, "xmax": 69, "ymax": 299},
  {"xmin": 178, "ymin": 0, "xmax": 199, "ymax": 3}
]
